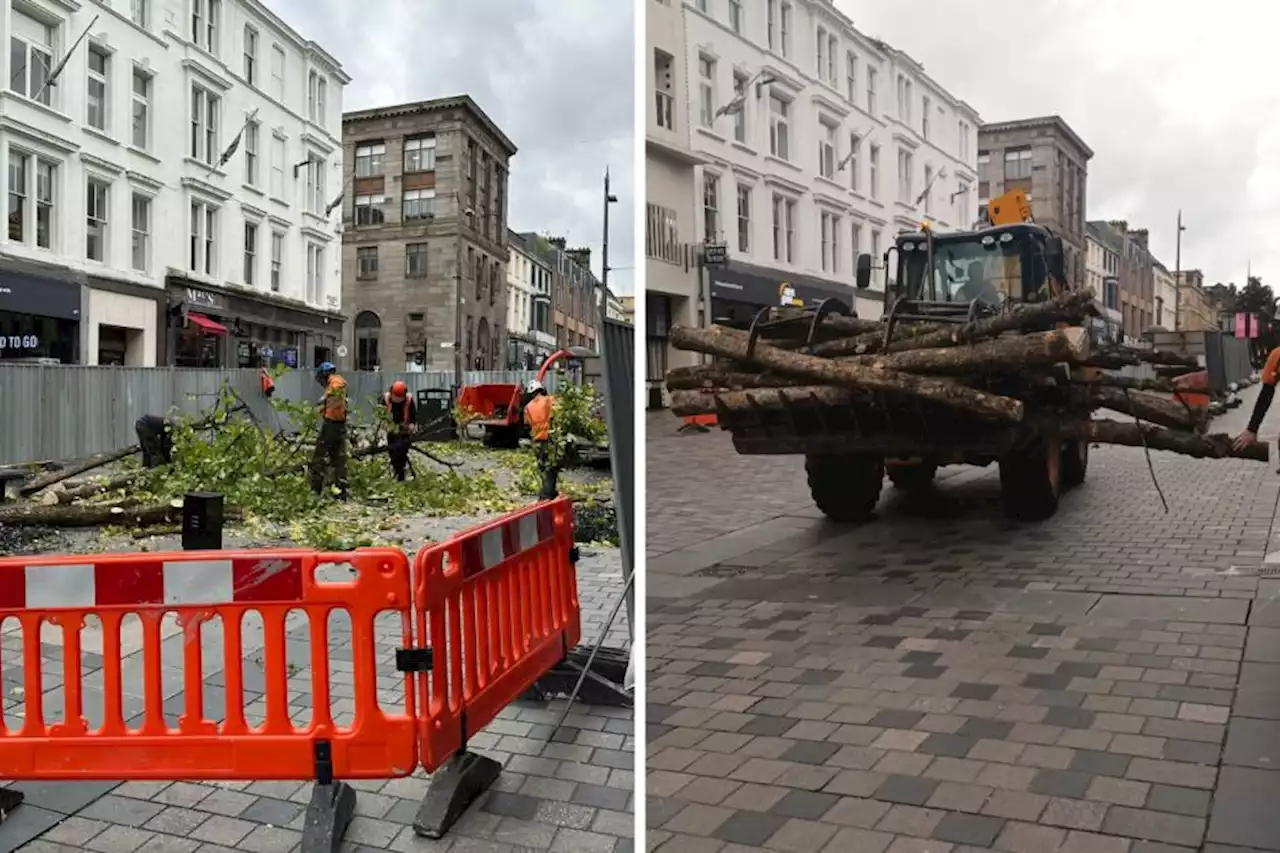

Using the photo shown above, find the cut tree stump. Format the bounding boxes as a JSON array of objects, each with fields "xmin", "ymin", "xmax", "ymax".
[{"xmin": 669, "ymin": 325, "xmax": 1024, "ymax": 422}]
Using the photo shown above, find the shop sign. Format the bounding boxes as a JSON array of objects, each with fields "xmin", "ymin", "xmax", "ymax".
[
  {"xmin": 184, "ymin": 287, "xmax": 228, "ymax": 312},
  {"xmin": 0, "ymin": 334, "xmax": 41, "ymax": 351},
  {"xmin": 0, "ymin": 270, "xmax": 82, "ymax": 321},
  {"xmin": 283, "ymin": 348, "xmax": 299, "ymax": 368}
]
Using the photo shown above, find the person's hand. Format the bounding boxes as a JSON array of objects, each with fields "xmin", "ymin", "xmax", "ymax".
[{"xmin": 1233, "ymin": 429, "xmax": 1259, "ymax": 450}]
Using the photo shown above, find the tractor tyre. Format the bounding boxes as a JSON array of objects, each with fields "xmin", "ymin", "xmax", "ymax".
[
  {"xmin": 999, "ymin": 435, "xmax": 1062, "ymax": 522},
  {"xmin": 805, "ymin": 453, "xmax": 884, "ymax": 523},
  {"xmin": 1060, "ymin": 439, "xmax": 1089, "ymax": 489}
]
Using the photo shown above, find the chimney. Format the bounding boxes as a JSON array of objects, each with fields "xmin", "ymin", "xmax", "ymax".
[
  {"xmin": 566, "ymin": 247, "xmax": 592, "ymax": 270},
  {"xmin": 1129, "ymin": 229, "xmax": 1148, "ymax": 249},
  {"xmin": 548, "ymin": 237, "xmax": 567, "ymax": 251},
  {"xmin": 1107, "ymin": 220, "xmax": 1128, "ymax": 233}
]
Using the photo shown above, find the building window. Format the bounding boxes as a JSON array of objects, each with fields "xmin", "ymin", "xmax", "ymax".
[
  {"xmin": 866, "ymin": 67, "xmax": 877, "ymax": 115},
  {"xmin": 131, "ymin": 0, "xmax": 149, "ymax": 28},
  {"xmin": 406, "ymin": 242, "xmax": 428, "ymax": 277},
  {"xmin": 846, "ymin": 51, "xmax": 857, "ymax": 103},
  {"xmin": 827, "ymin": 34, "xmax": 837, "ymax": 83},
  {"xmin": 780, "ymin": 2, "xmax": 791, "ymax": 57},
  {"xmin": 86, "ymin": 178, "xmax": 109, "ymax": 262},
  {"xmin": 1004, "ymin": 146, "xmax": 1032, "ymax": 179},
  {"xmin": 771, "ymin": 194, "xmax": 795, "ymax": 263},
  {"xmin": 355, "ymin": 142, "xmax": 384, "ymax": 177},
  {"xmin": 698, "ymin": 55, "xmax": 715, "ymax": 128},
  {"xmin": 957, "ymin": 120, "xmax": 970, "ymax": 160},
  {"xmin": 270, "ymin": 44, "xmax": 285, "ymax": 100},
  {"xmin": 769, "ymin": 94, "xmax": 789, "ymax": 160},
  {"xmin": 818, "ymin": 119, "xmax": 836, "ymax": 179},
  {"xmin": 767, "ymin": 0, "xmax": 776, "ymax": 49},
  {"xmin": 847, "ymin": 133, "xmax": 861, "ymax": 192},
  {"xmin": 130, "ymin": 193, "xmax": 150, "ymax": 272},
  {"xmin": 191, "ymin": 0, "xmax": 219, "ymax": 53},
  {"xmin": 820, "ymin": 212, "xmax": 832, "ymax": 272},
  {"xmin": 244, "ymin": 121, "xmax": 259, "ymax": 185},
  {"xmin": 403, "ymin": 189, "xmax": 435, "ymax": 221},
  {"xmin": 10, "ymin": 153, "xmax": 58, "ymax": 249},
  {"xmin": 131, "ymin": 68, "xmax": 151, "ymax": 149},
  {"xmin": 6, "ymin": 154, "xmax": 26, "ymax": 243},
  {"xmin": 871, "ymin": 229, "xmax": 881, "ymax": 258},
  {"xmin": 243, "ymin": 25, "xmax": 257, "ymax": 84},
  {"xmin": 305, "ymin": 243, "xmax": 323, "ymax": 304},
  {"xmin": 869, "ymin": 144, "xmax": 880, "ymax": 200},
  {"xmin": 356, "ymin": 246, "xmax": 378, "ymax": 279},
  {"xmin": 241, "ymin": 220, "xmax": 257, "ymax": 284},
  {"xmin": 702, "ymin": 173, "xmax": 719, "ymax": 242},
  {"xmin": 86, "ymin": 45, "xmax": 109, "ymax": 132},
  {"xmin": 304, "ymin": 156, "xmax": 325, "ymax": 214},
  {"xmin": 9, "ymin": 11, "xmax": 55, "ymax": 106},
  {"xmin": 307, "ymin": 71, "xmax": 326, "ymax": 124},
  {"xmin": 728, "ymin": 0, "xmax": 742, "ymax": 33},
  {"xmin": 270, "ymin": 134, "xmax": 285, "ymax": 198},
  {"xmin": 922, "ymin": 165, "xmax": 933, "ymax": 212},
  {"xmin": 736, "ymin": 184, "xmax": 750, "ymax": 253},
  {"xmin": 816, "ymin": 27, "xmax": 826, "ymax": 81},
  {"xmin": 190, "ymin": 85, "xmax": 220, "ymax": 165},
  {"xmin": 354, "ymin": 194, "xmax": 385, "ymax": 226},
  {"xmin": 896, "ymin": 75, "xmax": 913, "ymax": 124},
  {"xmin": 654, "ymin": 50, "xmax": 675, "ymax": 131},
  {"xmin": 403, "ymin": 135, "xmax": 436, "ymax": 172},
  {"xmin": 852, "ymin": 222, "xmax": 861, "ymax": 267},
  {"xmin": 646, "ymin": 203, "xmax": 680, "ymax": 264},
  {"xmin": 270, "ymin": 231, "xmax": 282, "ymax": 291},
  {"xmin": 355, "ymin": 312, "xmax": 380, "ymax": 370},
  {"xmin": 898, "ymin": 149, "xmax": 913, "ymax": 202},
  {"xmin": 732, "ymin": 72, "xmax": 748, "ymax": 143},
  {"xmin": 190, "ymin": 201, "xmax": 217, "ymax": 276}
]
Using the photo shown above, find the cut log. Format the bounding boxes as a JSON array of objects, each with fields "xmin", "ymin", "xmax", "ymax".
[
  {"xmin": 893, "ymin": 291, "xmax": 1097, "ymax": 352},
  {"xmin": 808, "ymin": 322, "xmax": 945, "ymax": 357},
  {"xmin": 0, "ymin": 500, "xmax": 245, "ymax": 528},
  {"xmin": 666, "ymin": 366, "xmax": 795, "ymax": 391},
  {"xmin": 1088, "ymin": 387, "xmax": 1207, "ymax": 432},
  {"xmin": 1069, "ymin": 373, "xmax": 1177, "ymax": 393},
  {"xmin": 670, "ymin": 386, "xmax": 856, "ymax": 417},
  {"xmin": 18, "ymin": 445, "xmax": 140, "ymax": 497},
  {"xmin": 1064, "ymin": 419, "xmax": 1268, "ymax": 462},
  {"xmin": 669, "ymin": 324, "xmax": 1025, "ymax": 422},
  {"xmin": 58, "ymin": 471, "xmax": 143, "ymax": 503},
  {"xmin": 845, "ymin": 327, "xmax": 1091, "ymax": 374}
]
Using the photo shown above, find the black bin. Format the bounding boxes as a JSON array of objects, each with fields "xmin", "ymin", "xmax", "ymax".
[{"xmin": 416, "ymin": 388, "xmax": 456, "ymax": 441}]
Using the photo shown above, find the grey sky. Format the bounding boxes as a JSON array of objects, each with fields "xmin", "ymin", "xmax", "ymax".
[
  {"xmin": 843, "ymin": 0, "xmax": 1280, "ymax": 289},
  {"xmin": 276, "ymin": 0, "xmax": 636, "ymax": 295}
]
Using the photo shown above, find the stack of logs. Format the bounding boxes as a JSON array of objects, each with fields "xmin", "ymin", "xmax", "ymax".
[{"xmin": 666, "ymin": 290, "xmax": 1268, "ymax": 463}]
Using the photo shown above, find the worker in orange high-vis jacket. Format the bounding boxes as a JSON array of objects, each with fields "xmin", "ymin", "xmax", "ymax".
[
  {"xmin": 309, "ymin": 361, "xmax": 349, "ymax": 499},
  {"xmin": 1235, "ymin": 346, "xmax": 1280, "ymax": 460},
  {"xmin": 523, "ymin": 379, "xmax": 560, "ymax": 500},
  {"xmin": 383, "ymin": 380, "xmax": 417, "ymax": 481}
]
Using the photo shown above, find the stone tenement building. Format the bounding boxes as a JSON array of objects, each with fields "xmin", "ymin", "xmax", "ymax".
[
  {"xmin": 977, "ymin": 116, "xmax": 1092, "ymax": 291},
  {"xmin": 339, "ymin": 96, "xmax": 517, "ymax": 372}
]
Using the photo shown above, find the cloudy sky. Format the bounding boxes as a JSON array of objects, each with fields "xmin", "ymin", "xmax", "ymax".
[
  {"xmin": 843, "ymin": 0, "xmax": 1280, "ymax": 289},
  {"xmin": 276, "ymin": 0, "xmax": 636, "ymax": 295}
]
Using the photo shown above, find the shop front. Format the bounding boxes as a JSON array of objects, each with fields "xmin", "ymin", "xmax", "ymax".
[
  {"xmin": 165, "ymin": 277, "xmax": 343, "ymax": 369},
  {"xmin": 0, "ymin": 261, "xmax": 83, "ymax": 363},
  {"xmin": 708, "ymin": 259, "xmax": 862, "ymax": 324}
]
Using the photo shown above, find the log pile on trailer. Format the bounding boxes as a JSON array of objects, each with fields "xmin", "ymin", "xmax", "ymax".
[{"xmin": 665, "ymin": 290, "xmax": 1266, "ymax": 522}]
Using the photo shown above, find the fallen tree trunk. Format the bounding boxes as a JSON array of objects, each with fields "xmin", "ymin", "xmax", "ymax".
[
  {"xmin": 670, "ymin": 386, "xmax": 855, "ymax": 417},
  {"xmin": 809, "ymin": 323, "xmax": 946, "ymax": 357},
  {"xmin": 1069, "ymin": 373, "xmax": 1177, "ymax": 393},
  {"xmin": 845, "ymin": 327, "xmax": 1090, "ymax": 375},
  {"xmin": 669, "ymin": 324, "xmax": 1025, "ymax": 422},
  {"xmin": 666, "ymin": 366, "xmax": 796, "ymax": 391},
  {"xmin": 0, "ymin": 500, "xmax": 243, "ymax": 528},
  {"xmin": 54, "ymin": 471, "xmax": 144, "ymax": 503},
  {"xmin": 1088, "ymin": 387, "xmax": 1207, "ymax": 432},
  {"xmin": 1066, "ymin": 419, "xmax": 1268, "ymax": 462},
  {"xmin": 18, "ymin": 446, "xmax": 140, "ymax": 497}
]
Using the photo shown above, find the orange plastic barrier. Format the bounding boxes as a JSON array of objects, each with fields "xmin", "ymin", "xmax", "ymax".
[
  {"xmin": 0, "ymin": 548, "xmax": 417, "ymax": 781},
  {"xmin": 684, "ymin": 414, "xmax": 717, "ymax": 427},
  {"xmin": 413, "ymin": 496, "xmax": 581, "ymax": 772}
]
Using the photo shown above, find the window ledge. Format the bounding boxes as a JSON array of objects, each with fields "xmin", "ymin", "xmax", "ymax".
[
  {"xmin": 82, "ymin": 125, "xmax": 119, "ymax": 146},
  {"xmin": 730, "ymin": 141, "xmax": 757, "ymax": 157},
  {"xmin": 184, "ymin": 156, "xmax": 226, "ymax": 177},
  {"xmin": 127, "ymin": 144, "xmax": 160, "ymax": 163},
  {"xmin": 764, "ymin": 154, "xmax": 802, "ymax": 174},
  {"xmin": 4, "ymin": 91, "xmax": 73, "ymax": 123},
  {"xmin": 268, "ymin": 195, "xmax": 289, "ymax": 208},
  {"xmin": 242, "ymin": 183, "xmax": 265, "ymax": 197},
  {"xmin": 695, "ymin": 126, "xmax": 727, "ymax": 144}
]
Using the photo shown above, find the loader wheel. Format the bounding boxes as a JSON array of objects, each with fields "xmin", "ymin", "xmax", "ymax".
[
  {"xmin": 999, "ymin": 435, "xmax": 1061, "ymax": 522},
  {"xmin": 805, "ymin": 453, "xmax": 884, "ymax": 523},
  {"xmin": 887, "ymin": 462, "xmax": 938, "ymax": 491},
  {"xmin": 1060, "ymin": 439, "xmax": 1089, "ymax": 489}
]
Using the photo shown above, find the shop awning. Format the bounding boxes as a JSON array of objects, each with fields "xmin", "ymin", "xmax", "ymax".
[{"xmin": 187, "ymin": 313, "xmax": 228, "ymax": 336}]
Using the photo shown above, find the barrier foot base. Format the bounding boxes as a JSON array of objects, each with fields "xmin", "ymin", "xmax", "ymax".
[
  {"xmin": 0, "ymin": 787, "xmax": 23, "ymax": 824},
  {"xmin": 300, "ymin": 780, "xmax": 355, "ymax": 853},
  {"xmin": 413, "ymin": 751, "xmax": 502, "ymax": 839},
  {"xmin": 521, "ymin": 645, "xmax": 633, "ymax": 707}
]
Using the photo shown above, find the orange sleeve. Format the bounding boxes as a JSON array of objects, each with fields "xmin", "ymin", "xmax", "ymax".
[{"xmin": 1264, "ymin": 347, "xmax": 1280, "ymax": 385}]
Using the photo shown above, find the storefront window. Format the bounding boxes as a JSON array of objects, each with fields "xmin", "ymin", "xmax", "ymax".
[
  {"xmin": 0, "ymin": 312, "xmax": 79, "ymax": 363},
  {"xmin": 174, "ymin": 325, "xmax": 222, "ymax": 367}
]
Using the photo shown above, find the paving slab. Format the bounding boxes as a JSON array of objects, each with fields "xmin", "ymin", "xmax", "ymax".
[{"xmin": 645, "ymin": 389, "xmax": 1280, "ymax": 853}]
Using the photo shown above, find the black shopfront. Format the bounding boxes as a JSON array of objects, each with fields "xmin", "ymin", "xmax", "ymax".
[
  {"xmin": 164, "ymin": 277, "xmax": 343, "ymax": 369},
  {"xmin": 708, "ymin": 259, "xmax": 861, "ymax": 323},
  {"xmin": 0, "ymin": 261, "xmax": 82, "ymax": 363}
]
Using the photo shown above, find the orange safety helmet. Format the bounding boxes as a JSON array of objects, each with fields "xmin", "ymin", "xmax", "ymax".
[{"xmin": 389, "ymin": 380, "xmax": 409, "ymax": 401}]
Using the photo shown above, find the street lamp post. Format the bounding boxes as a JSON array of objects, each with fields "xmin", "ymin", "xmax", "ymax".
[
  {"xmin": 1173, "ymin": 210, "xmax": 1186, "ymax": 331},
  {"xmin": 601, "ymin": 169, "xmax": 618, "ymax": 344},
  {"xmin": 452, "ymin": 192, "xmax": 475, "ymax": 394}
]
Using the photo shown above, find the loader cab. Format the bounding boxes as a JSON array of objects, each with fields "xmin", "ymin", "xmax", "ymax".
[{"xmin": 888, "ymin": 223, "xmax": 1064, "ymax": 307}]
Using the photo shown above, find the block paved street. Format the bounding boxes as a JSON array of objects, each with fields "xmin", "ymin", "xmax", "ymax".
[
  {"xmin": 0, "ymin": 545, "xmax": 633, "ymax": 853},
  {"xmin": 646, "ymin": 388, "xmax": 1280, "ymax": 853}
]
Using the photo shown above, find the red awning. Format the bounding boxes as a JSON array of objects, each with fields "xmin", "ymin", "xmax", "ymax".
[{"xmin": 187, "ymin": 313, "xmax": 228, "ymax": 336}]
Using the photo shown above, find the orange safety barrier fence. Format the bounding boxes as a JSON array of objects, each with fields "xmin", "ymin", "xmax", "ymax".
[
  {"xmin": 413, "ymin": 496, "xmax": 581, "ymax": 772},
  {"xmin": 0, "ymin": 548, "xmax": 418, "ymax": 781}
]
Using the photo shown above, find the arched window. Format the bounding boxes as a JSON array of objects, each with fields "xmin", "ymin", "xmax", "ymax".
[
  {"xmin": 476, "ymin": 318, "xmax": 490, "ymax": 370},
  {"xmin": 354, "ymin": 311, "xmax": 381, "ymax": 370}
]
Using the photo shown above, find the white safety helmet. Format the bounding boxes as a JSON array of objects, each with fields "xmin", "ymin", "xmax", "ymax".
[{"xmin": 526, "ymin": 379, "xmax": 544, "ymax": 393}]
